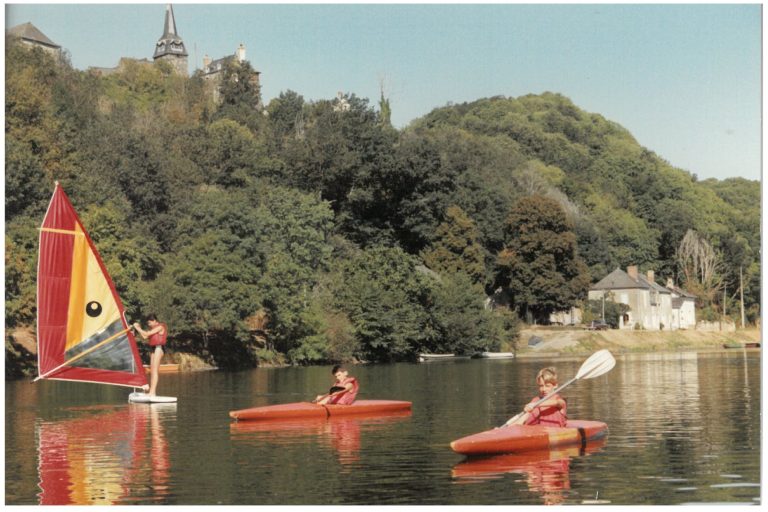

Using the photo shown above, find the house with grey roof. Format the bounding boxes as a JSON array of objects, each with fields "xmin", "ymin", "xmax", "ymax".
[
  {"xmin": 589, "ymin": 266, "xmax": 695, "ymax": 330},
  {"xmin": 6, "ymin": 22, "xmax": 61, "ymax": 56},
  {"xmin": 200, "ymin": 43, "xmax": 261, "ymax": 106}
]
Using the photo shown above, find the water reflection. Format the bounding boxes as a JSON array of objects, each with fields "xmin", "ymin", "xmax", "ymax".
[
  {"xmin": 36, "ymin": 403, "xmax": 175, "ymax": 505},
  {"xmin": 6, "ymin": 351, "xmax": 758, "ymax": 505},
  {"xmin": 230, "ymin": 411, "xmax": 412, "ymax": 465},
  {"xmin": 452, "ymin": 439, "xmax": 607, "ymax": 505}
]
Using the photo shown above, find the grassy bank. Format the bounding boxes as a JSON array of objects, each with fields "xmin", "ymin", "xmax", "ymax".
[{"xmin": 516, "ymin": 326, "xmax": 761, "ymax": 357}]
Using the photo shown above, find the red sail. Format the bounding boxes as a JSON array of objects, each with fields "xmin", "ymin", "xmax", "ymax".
[{"xmin": 36, "ymin": 183, "xmax": 147, "ymax": 388}]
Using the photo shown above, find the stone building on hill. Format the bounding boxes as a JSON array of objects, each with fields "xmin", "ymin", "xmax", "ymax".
[
  {"xmin": 6, "ymin": 22, "xmax": 61, "ymax": 56},
  {"xmin": 200, "ymin": 43, "xmax": 262, "ymax": 107},
  {"xmin": 153, "ymin": 4, "xmax": 188, "ymax": 76}
]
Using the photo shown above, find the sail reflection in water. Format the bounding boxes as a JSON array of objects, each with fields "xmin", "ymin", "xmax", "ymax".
[
  {"xmin": 36, "ymin": 403, "xmax": 175, "ymax": 505},
  {"xmin": 452, "ymin": 440, "xmax": 607, "ymax": 505},
  {"xmin": 230, "ymin": 410, "xmax": 412, "ymax": 465}
]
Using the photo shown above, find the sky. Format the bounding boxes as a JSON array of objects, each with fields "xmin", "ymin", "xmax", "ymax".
[{"xmin": 4, "ymin": 2, "xmax": 762, "ymax": 182}]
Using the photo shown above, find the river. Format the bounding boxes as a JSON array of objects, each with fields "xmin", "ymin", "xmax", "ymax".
[{"xmin": 4, "ymin": 350, "xmax": 761, "ymax": 505}]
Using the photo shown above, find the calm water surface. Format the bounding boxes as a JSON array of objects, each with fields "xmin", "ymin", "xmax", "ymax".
[{"xmin": 5, "ymin": 350, "xmax": 761, "ymax": 505}]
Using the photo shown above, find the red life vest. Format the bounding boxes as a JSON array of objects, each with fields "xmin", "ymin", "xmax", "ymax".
[
  {"xmin": 328, "ymin": 377, "xmax": 358, "ymax": 405},
  {"xmin": 148, "ymin": 323, "xmax": 168, "ymax": 347},
  {"xmin": 524, "ymin": 393, "xmax": 567, "ymax": 427}
]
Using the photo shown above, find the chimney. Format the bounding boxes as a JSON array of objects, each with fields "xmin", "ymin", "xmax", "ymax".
[
  {"xmin": 203, "ymin": 54, "xmax": 212, "ymax": 69},
  {"xmin": 627, "ymin": 265, "xmax": 638, "ymax": 280},
  {"xmin": 646, "ymin": 270, "xmax": 655, "ymax": 283},
  {"xmin": 236, "ymin": 43, "xmax": 246, "ymax": 62}
]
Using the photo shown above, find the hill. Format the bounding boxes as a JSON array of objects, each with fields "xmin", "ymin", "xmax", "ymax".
[{"xmin": 5, "ymin": 42, "xmax": 760, "ymax": 375}]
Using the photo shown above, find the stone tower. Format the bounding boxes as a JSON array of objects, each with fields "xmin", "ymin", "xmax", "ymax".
[{"xmin": 153, "ymin": 4, "xmax": 188, "ymax": 76}]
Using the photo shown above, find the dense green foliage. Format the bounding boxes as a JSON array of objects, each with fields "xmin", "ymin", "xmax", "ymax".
[{"xmin": 5, "ymin": 42, "xmax": 759, "ymax": 373}]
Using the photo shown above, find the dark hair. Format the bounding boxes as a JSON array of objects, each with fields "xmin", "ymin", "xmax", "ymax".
[
  {"xmin": 331, "ymin": 365, "xmax": 344, "ymax": 375},
  {"xmin": 147, "ymin": 313, "xmax": 158, "ymax": 322}
]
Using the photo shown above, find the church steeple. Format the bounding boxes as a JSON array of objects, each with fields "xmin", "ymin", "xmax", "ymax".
[{"xmin": 153, "ymin": 4, "xmax": 188, "ymax": 75}]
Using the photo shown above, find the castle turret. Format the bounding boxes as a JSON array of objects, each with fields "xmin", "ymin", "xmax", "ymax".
[{"xmin": 153, "ymin": 4, "xmax": 188, "ymax": 76}]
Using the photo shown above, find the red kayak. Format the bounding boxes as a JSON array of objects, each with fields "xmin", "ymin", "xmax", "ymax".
[
  {"xmin": 450, "ymin": 420, "xmax": 607, "ymax": 456},
  {"xmin": 229, "ymin": 399, "xmax": 412, "ymax": 421}
]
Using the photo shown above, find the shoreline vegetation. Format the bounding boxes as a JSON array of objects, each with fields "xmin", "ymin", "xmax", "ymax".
[
  {"xmin": 7, "ymin": 325, "xmax": 760, "ymax": 378},
  {"xmin": 6, "ymin": 42, "xmax": 760, "ymax": 378}
]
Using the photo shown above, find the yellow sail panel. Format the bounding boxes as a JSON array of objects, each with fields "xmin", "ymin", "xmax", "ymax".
[{"xmin": 65, "ymin": 223, "xmax": 121, "ymax": 351}]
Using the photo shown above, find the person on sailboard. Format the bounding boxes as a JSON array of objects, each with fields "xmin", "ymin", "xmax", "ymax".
[
  {"xmin": 504, "ymin": 367, "xmax": 567, "ymax": 427},
  {"xmin": 313, "ymin": 365, "xmax": 359, "ymax": 405},
  {"xmin": 133, "ymin": 314, "xmax": 167, "ymax": 396}
]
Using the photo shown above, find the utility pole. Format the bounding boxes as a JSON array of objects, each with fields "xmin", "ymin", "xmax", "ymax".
[
  {"xmin": 740, "ymin": 266, "xmax": 745, "ymax": 329},
  {"xmin": 601, "ymin": 291, "xmax": 605, "ymax": 322}
]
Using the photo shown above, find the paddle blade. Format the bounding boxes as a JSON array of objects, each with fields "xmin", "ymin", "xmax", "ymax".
[{"xmin": 575, "ymin": 349, "xmax": 616, "ymax": 380}]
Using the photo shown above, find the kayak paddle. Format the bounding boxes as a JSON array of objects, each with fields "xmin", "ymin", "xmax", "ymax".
[{"xmin": 502, "ymin": 349, "xmax": 616, "ymax": 427}]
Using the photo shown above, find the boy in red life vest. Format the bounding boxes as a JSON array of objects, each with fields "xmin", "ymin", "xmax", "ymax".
[
  {"xmin": 313, "ymin": 365, "xmax": 359, "ymax": 405},
  {"xmin": 133, "ymin": 314, "xmax": 167, "ymax": 397},
  {"xmin": 504, "ymin": 367, "xmax": 567, "ymax": 427}
]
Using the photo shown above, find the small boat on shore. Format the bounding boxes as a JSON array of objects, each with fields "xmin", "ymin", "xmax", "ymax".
[
  {"xmin": 450, "ymin": 420, "xmax": 608, "ymax": 456},
  {"xmin": 473, "ymin": 352, "xmax": 515, "ymax": 359},
  {"xmin": 144, "ymin": 363, "xmax": 181, "ymax": 373},
  {"xmin": 418, "ymin": 353, "xmax": 472, "ymax": 362},
  {"xmin": 723, "ymin": 342, "xmax": 761, "ymax": 349}
]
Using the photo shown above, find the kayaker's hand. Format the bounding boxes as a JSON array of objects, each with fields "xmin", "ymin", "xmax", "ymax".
[{"xmin": 524, "ymin": 404, "xmax": 534, "ymax": 413}]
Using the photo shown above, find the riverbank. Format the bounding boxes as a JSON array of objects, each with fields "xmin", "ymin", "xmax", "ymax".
[
  {"xmin": 7, "ymin": 324, "xmax": 761, "ymax": 378},
  {"xmin": 515, "ymin": 326, "xmax": 761, "ymax": 358}
]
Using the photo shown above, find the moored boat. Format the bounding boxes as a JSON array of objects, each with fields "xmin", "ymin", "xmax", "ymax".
[
  {"xmin": 723, "ymin": 342, "xmax": 761, "ymax": 349},
  {"xmin": 229, "ymin": 399, "xmax": 412, "ymax": 421},
  {"xmin": 473, "ymin": 352, "xmax": 515, "ymax": 359},
  {"xmin": 144, "ymin": 363, "xmax": 181, "ymax": 373},
  {"xmin": 450, "ymin": 420, "xmax": 608, "ymax": 456},
  {"xmin": 418, "ymin": 353, "xmax": 472, "ymax": 362}
]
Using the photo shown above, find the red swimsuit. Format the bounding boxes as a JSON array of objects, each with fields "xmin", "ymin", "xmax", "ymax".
[
  {"xmin": 327, "ymin": 377, "xmax": 359, "ymax": 405},
  {"xmin": 523, "ymin": 393, "xmax": 567, "ymax": 427}
]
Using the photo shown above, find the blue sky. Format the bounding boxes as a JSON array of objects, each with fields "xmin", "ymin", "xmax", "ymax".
[{"xmin": 4, "ymin": 3, "xmax": 762, "ymax": 182}]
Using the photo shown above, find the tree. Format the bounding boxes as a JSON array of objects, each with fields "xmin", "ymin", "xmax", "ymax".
[
  {"xmin": 429, "ymin": 273, "xmax": 501, "ymax": 355},
  {"xmin": 333, "ymin": 245, "xmax": 435, "ymax": 361},
  {"xmin": 214, "ymin": 59, "xmax": 263, "ymax": 129},
  {"xmin": 676, "ymin": 229, "xmax": 723, "ymax": 308},
  {"xmin": 420, "ymin": 205, "xmax": 486, "ymax": 284},
  {"xmin": 496, "ymin": 195, "xmax": 590, "ymax": 323}
]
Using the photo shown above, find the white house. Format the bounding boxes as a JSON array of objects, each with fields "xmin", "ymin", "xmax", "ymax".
[{"xmin": 588, "ymin": 266, "xmax": 696, "ymax": 330}]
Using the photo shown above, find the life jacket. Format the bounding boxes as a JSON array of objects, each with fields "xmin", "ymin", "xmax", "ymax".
[
  {"xmin": 328, "ymin": 377, "xmax": 358, "ymax": 405},
  {"xmin": 148, "ymin": 323, "xmax": 168, "ymax": 347},
  {"xmin": 524, "ymin": 393, "xmax": 567, "ymax": 427}
]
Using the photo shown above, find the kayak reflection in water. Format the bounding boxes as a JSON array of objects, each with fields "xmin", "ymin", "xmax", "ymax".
[
  {"xmin": 452, "ymin": 439, "xmax": 607, "ymax": 504},
  {"xmin": 313, "ymin": 365, "xmax": 359, "ymax": 405},
  {"xmin": 504, "ymin": 367, "xmax": 567, "ymax": 427}
]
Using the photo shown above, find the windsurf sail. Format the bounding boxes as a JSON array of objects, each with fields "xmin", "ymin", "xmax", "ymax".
[{"xmin": 35, "ymin": 183, "xmax": 147, "ymax": 388}]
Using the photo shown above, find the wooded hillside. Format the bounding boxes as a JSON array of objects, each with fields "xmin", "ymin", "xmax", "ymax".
[{"xmin": 6, "ymin": 42, "xmax": 759, "ymax": 374}]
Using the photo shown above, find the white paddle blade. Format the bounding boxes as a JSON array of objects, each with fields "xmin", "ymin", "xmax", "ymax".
[{"xmin": 575, "ymin": 349, "xmax": 616, "ymax": 380}]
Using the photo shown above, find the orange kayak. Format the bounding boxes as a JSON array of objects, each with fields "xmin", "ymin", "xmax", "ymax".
[
  {"xmin": 450, "ymin": 420, "xmax": 607, "ymax": 456},
  {"xmin": 229, "ymin": 400, "xmax": 412, "ymax": 421}
]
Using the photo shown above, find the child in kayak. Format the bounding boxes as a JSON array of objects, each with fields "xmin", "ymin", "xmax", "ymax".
[
  {"xmin": 313, "ymin": 365, "xmax": 359, "ymax": 405},
  {"xmin": 504, "ymin": 367, "xmax": 567, "ymax": 427}
]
